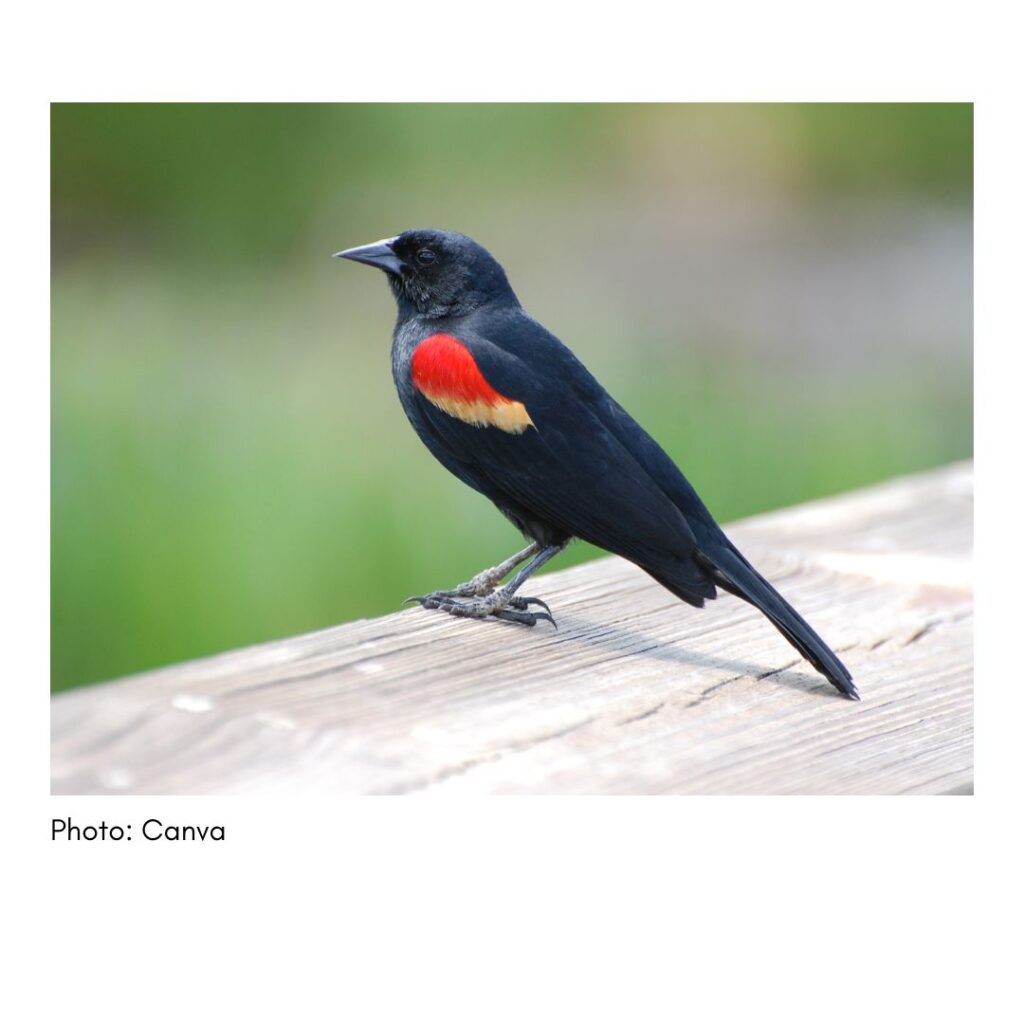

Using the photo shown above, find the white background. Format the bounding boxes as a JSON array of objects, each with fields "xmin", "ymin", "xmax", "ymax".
[{"xmin": 4, "ymin": 2, "xmax": 1016, "ymax": 1021}]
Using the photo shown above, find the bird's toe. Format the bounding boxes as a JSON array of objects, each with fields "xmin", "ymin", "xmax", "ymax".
[
  {"xmin": 509, "ymin": 595, "xmax": 552, "ymax": 615},
  {"xmin": 491, "ymin": 608, "xmax": 557, "ymax": 628}
]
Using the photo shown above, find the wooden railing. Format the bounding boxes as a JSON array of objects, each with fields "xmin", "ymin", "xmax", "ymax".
[{"xmin": 51, "ymin": 462, "xmax": 973, "ymax": 795}]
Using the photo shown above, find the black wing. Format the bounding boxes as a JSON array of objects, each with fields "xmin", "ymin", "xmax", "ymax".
[{"xmin": 410, "ymin": 315, "xmax": 716, "ymax": 605}]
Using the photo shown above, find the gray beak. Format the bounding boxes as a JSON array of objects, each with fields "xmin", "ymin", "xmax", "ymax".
[{"xmin": 333, "ymin": 237, "xmax": 403, "ymax": 274}]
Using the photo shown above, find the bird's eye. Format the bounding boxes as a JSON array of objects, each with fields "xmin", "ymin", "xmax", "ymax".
[{"xmin": 416, "ymin": 249, "xmax": 437, "ymax": 266}]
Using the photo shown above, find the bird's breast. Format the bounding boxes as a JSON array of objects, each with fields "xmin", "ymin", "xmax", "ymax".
[{"xmin": 409, "ymin": 333, "xmax": 533, "ymax": 434}]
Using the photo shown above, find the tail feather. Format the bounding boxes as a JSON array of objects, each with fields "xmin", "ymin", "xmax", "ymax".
[{"xmin": 703, "ymin": 544, "xmax": 858, "ymax": 700}]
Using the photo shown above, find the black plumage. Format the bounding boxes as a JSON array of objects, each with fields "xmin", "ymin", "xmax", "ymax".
[{"xmin": 336, "ymin": 229, "xmax": 856, "ymax": 699}]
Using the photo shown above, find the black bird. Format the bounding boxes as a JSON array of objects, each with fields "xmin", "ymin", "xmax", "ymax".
[{"xmin": 336, "ymin": 229, "xmax": 857, "ymax": 699}]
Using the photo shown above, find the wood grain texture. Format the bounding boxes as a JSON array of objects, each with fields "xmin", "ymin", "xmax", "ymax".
[{"xmin": 51, "ymin": 462, "xmax": 973, "ymax": 795}]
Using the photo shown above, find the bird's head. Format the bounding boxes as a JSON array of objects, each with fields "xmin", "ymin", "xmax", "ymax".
[{"xmin": 335, "ymin": 229, "xmax": 517, "ymax": 319}]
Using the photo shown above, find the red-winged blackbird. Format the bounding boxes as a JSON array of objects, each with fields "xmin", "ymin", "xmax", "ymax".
[{"xmin": 336, "ymin": 229, "xmax": 857, "ymax": 699}]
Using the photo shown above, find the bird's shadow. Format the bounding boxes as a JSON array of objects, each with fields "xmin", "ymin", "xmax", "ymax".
[{"xmin": 533, "ymin": 610, "xmax": 840, "ymax": 701}]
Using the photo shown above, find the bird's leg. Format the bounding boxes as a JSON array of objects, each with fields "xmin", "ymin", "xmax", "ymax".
[
  {"xmin": 487, "ymin": 541, "xmax": 567, "ymax": 624},
  {"xmin": 410, "ymin": 542, "xmax": 567, "ymax": 628},
  {"xmin": 437, "ymin": 542, "xmax": 541, "ymax": 600},
  {"xmin": 404, "ymin": 541, "xmax": 540, "ymax": 610}
]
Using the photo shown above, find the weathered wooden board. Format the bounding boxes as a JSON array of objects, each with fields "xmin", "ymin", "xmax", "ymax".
[{"xmin": 51, "ymin": 462, "xmax": 973, "ymax": 795}]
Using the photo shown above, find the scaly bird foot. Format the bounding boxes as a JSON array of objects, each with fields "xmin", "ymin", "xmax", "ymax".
[
  {"xmin": 404, "ymin": 587, "xmax": 556, "ymax": 628},
  {"xmin": 401, "ymin": 571, "xmax": 503, "ymax": 604}
]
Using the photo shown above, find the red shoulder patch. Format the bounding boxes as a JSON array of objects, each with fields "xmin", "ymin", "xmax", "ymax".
[{"xmin": 411, "ymin": 334, "xmax": 533, "ymax": 433}]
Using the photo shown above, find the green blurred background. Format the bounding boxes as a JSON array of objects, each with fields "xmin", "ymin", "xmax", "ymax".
[{"xmin": 51, "ymin": 103, "xmax": 973, "ymax": 692}]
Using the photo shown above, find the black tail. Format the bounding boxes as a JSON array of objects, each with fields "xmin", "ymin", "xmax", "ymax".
[{"xmin": 704, "ymin": 543, "xmax": 858, "ymax": 700}]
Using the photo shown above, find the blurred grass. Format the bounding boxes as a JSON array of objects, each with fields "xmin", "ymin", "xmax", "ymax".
[{"xmin": 51, "ymin": 103, "xmax": 973, "ymax": 692}]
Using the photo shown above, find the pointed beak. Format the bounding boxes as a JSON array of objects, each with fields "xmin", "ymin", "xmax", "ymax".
[{"xmin": 333, "ymin": 237, "xmax": 404, "ymax": 274}]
